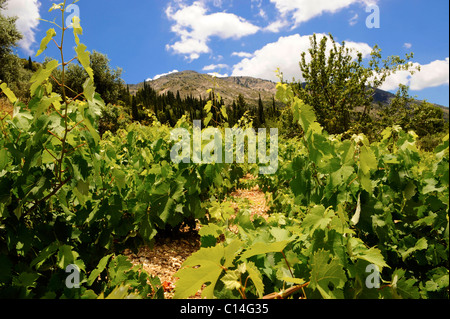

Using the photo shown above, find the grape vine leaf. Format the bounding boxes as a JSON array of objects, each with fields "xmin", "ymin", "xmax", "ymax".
[
  {"xmin": 87, "ymin": 254, "xmax": 113, "ymax": 286},
  {"xmin": 309, "ymin": 249, "xmax": 346, "ymax": 299},
  {"xmin": 0, "ymin": 82, "xmax": 18, "ymax": 103},
  {"xmin": 75, "ymin": 43, "xmax": 94, "ymax": 81},
  {"xmin": 301, "ymin": 205, "xmax": 335, "ymax": 236},
  {"xmin": 174, "ymin": 240, "xmax": 243, "ymax": 299},
  {"xmin": 391, "ymin": 269, "xmax": 420, "ymax": 299},
  {"xmin": 72, "ymin": 16, "xmax": 82, "ymax": 45},
  {"xmin": 36, "ymin": 28, "xmax": 56, "ymax": 57},
  {"xmin": 292, "ymin": 98, "xmax": 317, "ymax": 133},
  {"xmin": 347, "ymin": 237, "xmax": 389, "ymax": 270},
  {"xmin": 57, "ymin": 245, "xmax": 79, "ymax": 269},
  {"xmin": 239, "ymin": 240, "xmax": 291, "ymax": 261},
  {"xmin": 246, "ymin": 261, "xmax": 264, "ymax": 298},
  {"xmin": 400, "ymin": 237, "xmax": 428, "ymax": 261},
  {"xmin": 29, "ymin": 59, "xmax": 59, "ymax": 96},
  {"xmin": 359, "ymin": 143, "xmax": 377, "ymax": 175}
]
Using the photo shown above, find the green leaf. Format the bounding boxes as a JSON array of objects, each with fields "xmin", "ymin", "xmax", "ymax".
[
  {"xmin": 175, "ymin": 240, "xmax": 242, "ymax": 299},
  {"xmin": 30, "ymin": 59, "xmax": 59, "ymax": 96},
  {"xmin": 391, "ymin": 269, "xmax": 420, "ymax": 299},
  {"xmin": 347, "ymin": 237, "xmax": 389, "ymax": 271},
  {"xmin": 301, "ymin": 205, "xmax": 335, "ymax": 236},
  {"xmin": 220, "ymin": 105, "xmax": 228, "ymax": 120},
  {"xmin": 30, "ymin": 242, "xmax": 59, "ymax": 269},
  {"xmin": 12, "ymin": 272, "xmax": 40, "ymax": 289},
  {"xmin": 239, "ymin": 240, "xmax": 291, "ymax": 261},
  {"xmin": 107, "ymin": 255, "xmax": 133, "ymax": 285},
  {"xmin": 400, "ymin": 237, "xmax": 428, "ymax": 261},
  {"xmin": 350, "ymin": 193, "xmax": 361, "ymax": 226},
  {"xmin": 275, "ymin": 82, "xmax": 294, "ymax": 104},
  {"xmin": 73, "ymin": 180, "xmax": 89, "ymax": 206},
  {"xmin": 82, "ymin": 77, "xmax": 95, "ymax": 102},
  {"xmin": 221, "ymin": 269, "xmax": 242, "ymax": 290},
  {"xmin": 174, "ymin": 245, "xmax": 225, "ymax": 299},
  {"xmin": 223, "ymin": 239, "xmax": 243, "ymax": 268},
  {"xmin": 113, "ymin": 169, "xmax": 126, "ymax": 191},
  {"xmin": 57, "ymin": 245, "xmax": 79, "ymax": 269},
  {"xmin": 36, "ymin": 28, "xmax": 56, "ymax": 57},
  {"xmin": 309, "ymin": 249, "xmax": 346, "ymax": 299},
  {"xmin": 293, "ymin": 98, "xmax": 317, "ymax": 133},
  {"xmin": 72, "ymin": 16, "xmax": 82, "ymax": 45},
  {"xmin": 48, "ymin": 2, "xmax": 63, "ymax": 12},
  {"xmin": 102, "ymin": 284, "xmax": 141, "ymax": 299},
  {"xmin": 0, "ymin": 82, "xmax": 17, "ymax": 103},
  {"xmin": 204, "ymin": 112, "xmax": 213, "ymax": 127},
  {"xmin": 246, "ymin": 261, "xmax": 264, "ymax": 298},
  {"xmin": 75, "ymin": 43, "xmax": 94, "ymax": 81},
  {"xmin": 198, "ymin": 223, "xmax": 223, "ymax": 238},
  {"xmin": 34, "ymin": 94, "xmax": 61, "ymax": 120},
  {"xmin": 82, "ymin": 117, "xmax": 100, "ymax": 145},
  {"xmin": 359, "ymin": 143, "xmax": 377, "ymax": 175}
]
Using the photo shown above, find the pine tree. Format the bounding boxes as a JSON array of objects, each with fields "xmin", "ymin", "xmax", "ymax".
[
  {"xmin": 258, "ymin": 93, "xmax": 265, "ymax": 126},
  {"xmin": 27, "ymin": 56, "xmax": 33, "ymax": 70},
  {"xmin": 272, "ymin": 95, "xmax": 278, "ymax": 117},
  {"xmin": 131, "ymin": 95, "xmax": 139, "ymax": 121}
]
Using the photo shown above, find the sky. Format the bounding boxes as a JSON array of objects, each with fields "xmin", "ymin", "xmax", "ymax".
[{"xmin": 3, "ymin": 0, "xmax": 449, "ymax": 106}]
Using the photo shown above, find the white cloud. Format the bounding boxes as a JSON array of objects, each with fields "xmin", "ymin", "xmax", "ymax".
[
  {"xmin": 147, "ymin": 70, "xmax": 180, "ymax": 81},
  {"xmin": 231, "ymin": 34, "xmax": 372, "ymax": 82},
  {"xmin": 207, "ymin": 72, "xmax": 229, "ymax": 78},
  {"xmin": 349, "ymin": 13, "xmax": 359, "ymax": 26},
  {"xmin": 231, "ymin": 51, "xmax": 254, "ymax": 58},
  {"xmin": 380, "ymin": 58, "xmax": 449, "ymax": 91},
  {"xmin": 264, "ymin": 18, "xmax": 290, "ymax": 32},
  {"xmin": 202, "ymin": 63, "xmax": 229, "ymax": 71},
  {"xmin": 2, "ymin": 0, "xmax": 41, "ymax": 54},
  {"xmin": 269, "ymin": 0, "xmax": 375, "ymax": 29},
  {"xmin": 403, "ymin": 42, "xmax": 412, "ymax": 49},
  {"xmin": 166, "ymin": 1, "xmax": 260, "ymax": 60}
]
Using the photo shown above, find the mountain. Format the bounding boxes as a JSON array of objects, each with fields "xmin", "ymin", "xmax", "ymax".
[
  {"xmin": 128, "ymin": 70, "xmax": 448, "ymax": 120},
  {"xmin": 128, "ymin": 70, "xmax": 280, "ymax": 108}
]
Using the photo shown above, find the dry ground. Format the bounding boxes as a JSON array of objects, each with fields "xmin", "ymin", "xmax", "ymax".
[{"xmin": 124, "ymin": 174, "xmax": 270, "ymax": 299}]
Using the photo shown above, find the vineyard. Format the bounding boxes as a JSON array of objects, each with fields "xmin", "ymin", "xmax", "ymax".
[{"xmin": 0, "ymin": 2, "xmax": 448, "ymax": 300}]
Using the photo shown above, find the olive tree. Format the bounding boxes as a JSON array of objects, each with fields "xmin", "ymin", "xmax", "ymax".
[{"xmin": 293, "ymin": 33, "xmax": 417, "ymax": 136}]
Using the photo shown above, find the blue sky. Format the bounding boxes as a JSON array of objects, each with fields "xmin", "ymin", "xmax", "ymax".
[{"xmin": 4, "ymin": 0, "xmax": 449, "ymax": 106}]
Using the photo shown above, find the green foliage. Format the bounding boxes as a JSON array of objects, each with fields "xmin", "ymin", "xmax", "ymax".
[
  {"xmin": 292, "ymin": 33, "xmax": 416, "ymax": 137},
  {"xmin": 0, "ymin": 2, "xmax": 33, "ymax": 99},
  {"xmin": 1, "ymin": 1, "xmax": 447, "ymax": 301},
  {"xmin": 174, "ymin": 81, "xmax": 449, "ymax": 300}
]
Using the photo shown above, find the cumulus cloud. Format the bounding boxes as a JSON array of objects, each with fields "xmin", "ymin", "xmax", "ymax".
[
  {"xmin": 202, "ymin": 63, "xmax": 229, "ymax": 71},
  {"xmin": 268, "ymin": 0, "xmax": 376, "ymax": 30},
  {"xmin": 403, "ymin": 42, "xmax": 412, "ymax": 49},
  {"xmin": 207, "ymin": 72, "xmax": 229, "ymax": 78},
  {"xmin": 231, "ymin": 51, "xmax": 254, "ymax": 58},
  {"xmin": 2, "ymin": 0, "xmax": 41, "ymax": 54},
  {"xmin": 380, "ymin": 58, "xmax": 449, "ymax": 91},
  {"xmin": 231, "ymin": 33, "xmax": 373, "ymax": 82},
  {"xmin": 165, "ymin": 1, "xmax": 260, "ymax": 61},
  {"xmin": 147, "ymin": 70, "xmax": 180, "ymax": 81}
]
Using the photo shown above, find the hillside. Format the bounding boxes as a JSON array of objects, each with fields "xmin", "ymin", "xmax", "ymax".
[
  {"xmin": 128, "ymin": 70, "xmax": 449, "ymax": 120},
  {"xmin": 128, "ymin": 70, "xmax": 280, "ymax": 109}
]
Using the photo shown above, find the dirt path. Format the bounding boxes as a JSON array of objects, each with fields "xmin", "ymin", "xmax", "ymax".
[{"xmin": 124, "ymin": 175, "xmax": 270, "ymax": 299}]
